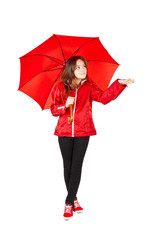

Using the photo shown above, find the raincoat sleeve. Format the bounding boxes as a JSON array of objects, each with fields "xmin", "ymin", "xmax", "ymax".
[
  {"xmin": 90, "ymin": 79, "xmax": 128, "ymax": 105},
  {"xmin": 50, "ymin": 85, "xmax": 67, "ymax": 117}
]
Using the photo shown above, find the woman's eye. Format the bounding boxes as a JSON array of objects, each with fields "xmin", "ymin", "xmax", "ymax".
[{"xmin": 76, "ymin": 66, "xmax": 86, "ymax": 70}]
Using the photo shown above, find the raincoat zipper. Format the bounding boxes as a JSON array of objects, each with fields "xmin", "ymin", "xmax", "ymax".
[
  {"xmin": 71, "ymin": 79, "xmax": 87, "ymax": 137},
  {"xmin": 72, "ymin": 88, "xmax": 78, "ymax": 137}
]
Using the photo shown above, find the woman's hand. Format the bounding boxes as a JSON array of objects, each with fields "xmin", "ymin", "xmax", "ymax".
[
  {"xmin": 118, "ymin": 78, "xmax": 135, "ymax": 86},
  {"xmin": 65, "ymin": 96, "xmax": 75, "ymax": 108}
]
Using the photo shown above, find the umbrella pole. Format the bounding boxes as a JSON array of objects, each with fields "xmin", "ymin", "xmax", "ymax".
[{"xmin": 68, "ymin": 85, "xmax": 73, "ymax": 124}]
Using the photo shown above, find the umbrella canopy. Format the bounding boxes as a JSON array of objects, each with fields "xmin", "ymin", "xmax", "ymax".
[{"xmin": 18, "ymin": 33, "xmax": 120, "ymax": 110}]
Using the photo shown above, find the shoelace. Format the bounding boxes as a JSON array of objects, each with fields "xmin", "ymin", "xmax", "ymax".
[
  {"xmin": 74, "ymin": 200, "xmax": 80, "ymax": 208},
  {"xmin": 65, "ymin": 205, "xmax": 72, "ymax": 213}
]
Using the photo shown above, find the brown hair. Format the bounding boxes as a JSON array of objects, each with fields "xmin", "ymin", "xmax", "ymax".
[{"xmin": 61, "ymin": 56, "xmax": 89, "ymax": 99}]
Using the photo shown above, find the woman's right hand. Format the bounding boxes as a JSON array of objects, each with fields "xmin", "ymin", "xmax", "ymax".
[{"xmin": 65, "ymin": 97, "xmax": 75, "ymax": 108}]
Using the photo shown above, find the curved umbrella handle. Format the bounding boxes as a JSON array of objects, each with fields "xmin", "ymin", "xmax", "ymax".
[{"xmin": 68, "ymin": 85, "xmax": 73, "ymax": 124}]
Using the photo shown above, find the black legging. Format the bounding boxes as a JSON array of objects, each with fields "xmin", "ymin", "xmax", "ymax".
[{"xmin": 58, "ymin": 136, "xmax": 90, "ymax": 207}]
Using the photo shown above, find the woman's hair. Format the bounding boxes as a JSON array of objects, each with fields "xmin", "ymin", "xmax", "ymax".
[{"xmin": 60, "ymin": 56, "xmax": 89, "ymax": 99}]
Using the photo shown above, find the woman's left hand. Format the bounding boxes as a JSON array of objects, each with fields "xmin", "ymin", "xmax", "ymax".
[{"xmin": 118, "ymin": 78, "xmax": 135, "ymax": 86}]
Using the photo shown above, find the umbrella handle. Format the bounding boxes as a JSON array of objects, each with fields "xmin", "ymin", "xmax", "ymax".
[{"xmin": 68, "ymin": 85, "xmax": 73, "ymax": 124}]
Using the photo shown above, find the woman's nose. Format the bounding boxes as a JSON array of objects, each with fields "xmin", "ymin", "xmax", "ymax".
[{"xmin": 80, "ymin": 67, "xmax": 86, "ymax": 71}]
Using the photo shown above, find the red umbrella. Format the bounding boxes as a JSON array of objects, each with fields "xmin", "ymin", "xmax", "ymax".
[{"xmin": 18, "ymin": 33, "xmax": 120, "ymax": 110}]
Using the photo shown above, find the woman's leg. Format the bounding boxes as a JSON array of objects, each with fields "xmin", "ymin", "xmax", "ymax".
[
  {"xmin": 58, "ymin": 136, "xmax": 78, "ymax": 202},
  {"xmin": 65, "ymin": 136, "xmax": 90, "ymax": 206}
]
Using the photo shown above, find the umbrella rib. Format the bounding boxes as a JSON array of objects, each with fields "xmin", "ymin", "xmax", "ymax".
[
  {"xmin": 87, "ymin": 59, "xmax": 119, "ymax": 65},
  {"xmin": 18, "ymin": 66, "xmax": 64, "ymax": 90},
  {"xmin": 72, "ymin": 37, "xmax": 99, "ymax": 57},
  {"xmin": 54, "ymin": 34, "xmax": 66, "ymax": 63},
  {"xmin": 42, "ymin": 68, "xmax": 64, "ymax": 110},
  {"xmin": 20, "ymin": 54, "xmax": 64, "ymax": 66},
  {"xmin": 43, "ymin": 66, "xmax": 64, "ymax": 72}
]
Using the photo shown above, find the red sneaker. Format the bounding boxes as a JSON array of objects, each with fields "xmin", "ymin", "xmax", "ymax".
[
  {"xmin": 73, "ymin": 199, "xmax": 83, "ymax": 213},
  {"xmin": 63, "ymin": 204, "xmax": 73, "ymax": 220}
]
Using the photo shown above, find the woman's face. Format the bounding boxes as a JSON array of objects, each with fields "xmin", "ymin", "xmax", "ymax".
[{"xmin": 74, "ymin": 59, "xmax": 87, "ymax": 80}]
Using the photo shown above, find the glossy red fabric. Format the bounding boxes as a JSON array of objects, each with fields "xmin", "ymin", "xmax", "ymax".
[
  {"xmin": 18, "ymin": 34, "xmax": 120, "ymax": 110},
  {"xmin": 50, "ymin": 79, "xmax": 127, "ymax": 137}
]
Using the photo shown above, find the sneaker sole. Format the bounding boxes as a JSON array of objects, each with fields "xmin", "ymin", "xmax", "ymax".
[
  {"xmin": 74, "ymin": 210, "xmax": 83, "ymax": 213},
  {"xmin": 63, "ymin": 216, "xmax": 73, "ymax": 220}
]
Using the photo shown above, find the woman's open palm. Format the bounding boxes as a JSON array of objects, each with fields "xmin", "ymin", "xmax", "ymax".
[{"xmin": 118, "ymin": 78, "xmax": 135, "ymax": 86}]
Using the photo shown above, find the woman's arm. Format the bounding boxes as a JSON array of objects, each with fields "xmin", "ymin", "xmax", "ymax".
[
  {"xmin": 90, "ymin": 79, "xmax": 127, "ymax": 105},
  {"xmin": 50, "ymin": 85, "xmax": 67, "ymax": 117}
]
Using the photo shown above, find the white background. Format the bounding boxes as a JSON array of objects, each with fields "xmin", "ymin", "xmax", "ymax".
[{"xmin": 0, "ymin": 0, "xmax": 160, "ymax": 239}]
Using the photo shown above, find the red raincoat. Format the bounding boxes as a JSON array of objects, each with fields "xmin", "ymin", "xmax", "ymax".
[{"xmin": 50, "ymin": 79, "xmax": 127, "ymax": 137}]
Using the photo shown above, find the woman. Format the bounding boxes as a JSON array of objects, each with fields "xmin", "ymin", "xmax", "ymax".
[{"xmin": 50, "ymin": 56, "xmax": 134, "ymax": 220}]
